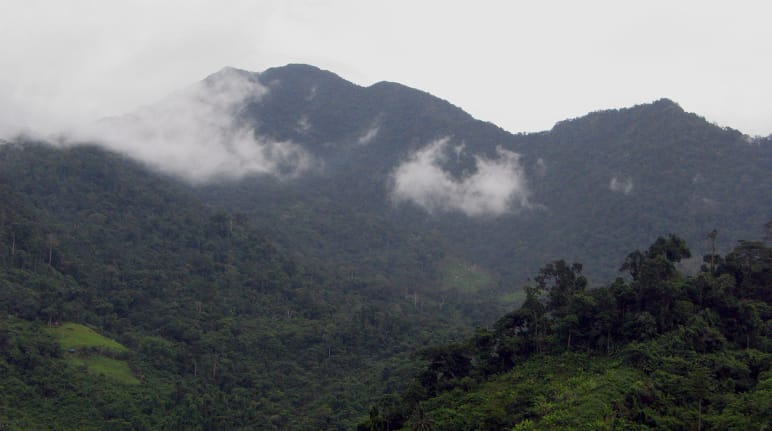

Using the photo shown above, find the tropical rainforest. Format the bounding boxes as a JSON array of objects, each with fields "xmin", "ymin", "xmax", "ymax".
[
  {"xmin": 0, "ymin": 142, "xmax": 476, "ymax": 430},
  {"xmin": 357, "ymin": 235, "xmax": 772, "ymax": 430},
  {"xmin": 0, "ymin": 64, "xmax": 770, "ymax": 430}
]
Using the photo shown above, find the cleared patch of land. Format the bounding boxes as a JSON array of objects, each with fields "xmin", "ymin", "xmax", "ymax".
[
  {"xmin": 66, "ymin": 355, "xmax": 140, "ymax": 385},
  {"xmin": 48, "ymin": 322, "xmax": 138, "ymax": 385},
  {"xmin": 440, "ymin": 258, "xmax": 494, "ymax": 293},
  {"xmin": 50, "ymin": 322, "xmax": 129, "ymax": 353}
]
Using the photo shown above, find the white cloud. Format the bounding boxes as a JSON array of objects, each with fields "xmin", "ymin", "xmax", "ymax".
[
  {"xmin": 357, "ymin": 125, "xmax": 379, "ymax": 146},
  {"xmin": 390, "ymin": 138, "xmax": 529, "ymax": 217},
  {"xmin": 609, "ymin": 175, "xmax": 634, "ymax": 194},
  {"xmin": 534, "ymin": 158, "xmax": 547, "ymax": 177},
  {"xmin": 78, "ymin": 67, "xmax": 313, "ymax": 183},
  {"xmin": 296, "ymin": 115, "xmax": 312, "ymax": 134}
]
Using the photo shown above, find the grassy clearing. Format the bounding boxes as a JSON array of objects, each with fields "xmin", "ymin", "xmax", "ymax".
[
  {"xmin": 66, "ymin": 356, "xmax": 140, "ymax": 385},
  {"xmin": 48, "ymin": 322, "xmax": 138, "ymax": 385},
  {"xmin": 49, "ymin": 322, "xmax": 128, "ymax": 353},
  {"xmin": 440, "ymin": 258, "xmax": 494, "ymax": 293}
]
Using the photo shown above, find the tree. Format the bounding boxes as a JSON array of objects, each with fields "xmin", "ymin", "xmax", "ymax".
[
  {"xmin": 534, "ymin": 260, "xmax": 587, "ymax": 311},
  {"xmin": 645, "ymin": 234, "xmax": 691, "ymax": 262},
  {"xmin": 620, "ymin": 250, "xmax": 645, "ymax": 281}
]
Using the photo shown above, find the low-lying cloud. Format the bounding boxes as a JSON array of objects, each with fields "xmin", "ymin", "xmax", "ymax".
[
  {"xmin": 390, "ymin": 138, "xmax": 529, "ymax": 217},
  {"xmin": 78, "ymin": 67, "xmax": 312, "ymax": 183},
  {"xmin": 357, "ymin": 125, "xmax": 380, "ymax": 146},
  {"xmin": 609, "ymin": 175, "xmax": 634, "ymax": 194}
]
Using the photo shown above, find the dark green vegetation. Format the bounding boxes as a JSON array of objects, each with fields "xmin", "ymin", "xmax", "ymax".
[
  {"xmin": 0, "ymin": 142, "xmax": 475, "ymax": 430},
  {"xmin": 358, "ymin": 237, "xmax": 772, "ymax": 430}
]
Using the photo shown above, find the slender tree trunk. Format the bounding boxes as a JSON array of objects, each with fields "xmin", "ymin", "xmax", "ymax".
[{"xmin": 697, "ymin": 399, "xmax": 702, "ymax": 431}]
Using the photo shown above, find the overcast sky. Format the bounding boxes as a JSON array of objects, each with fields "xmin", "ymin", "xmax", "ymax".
[{"xmin": 1, "ymin": 0, "xmax": 771, "ymax": 138}]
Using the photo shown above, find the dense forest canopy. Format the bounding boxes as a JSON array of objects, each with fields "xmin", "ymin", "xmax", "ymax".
[
  {"xmin": 358, "ymin": 236, "xmax": 771, "ymax": 430},
  {"xmin": 0, "ymin": 142, "xmax": 482, "ymax": 430}
]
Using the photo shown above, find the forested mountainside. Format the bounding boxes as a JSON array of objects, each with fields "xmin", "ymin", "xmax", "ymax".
[
  {"xmin": 1, "ymin": 63, "xmax": 770, "ymax": 430},
  {"xmin": 358, "ymin": 236, "xmax": 772, "ymax": 430},
  {"xmin": 0, "ymin": 142, "xmax": 480, "ymax": 430},
  {"xmin": 195, "ymin": 64, "xmax": 771, "ymax": 287}
]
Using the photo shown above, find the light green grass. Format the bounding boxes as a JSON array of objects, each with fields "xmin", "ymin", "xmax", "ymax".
[
  {"xmin": 49, "ymin": 322, "xmax": 128, "ymax": 353},
  {"xmin": 440, "ymin": 259, "xmax": 494, "ymax": 293},
  {"xmin": 48, "ymin": 322, "xmax": 139, "ymax": 385},
  {"xmin": 67, "ymin": 356, "xmax": 140, "ymax": 385}
]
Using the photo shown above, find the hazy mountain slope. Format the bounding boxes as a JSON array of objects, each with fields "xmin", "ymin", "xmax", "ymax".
[
  {"xmin": 480, "ymin": 99, "xmax": 772, "ymax": 279},
  {"xmin": 197, "ymin": 64, "xmax": 771, "ymax": 287}
]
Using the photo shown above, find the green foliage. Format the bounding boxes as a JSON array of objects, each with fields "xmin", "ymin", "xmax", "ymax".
[
  {"xmin": 360, "ymin": 237, "xmax": 772, "ymax": 430},
  {"xmin": 0, "ymin": 142, "xmax": 474, "ymax": 429}
]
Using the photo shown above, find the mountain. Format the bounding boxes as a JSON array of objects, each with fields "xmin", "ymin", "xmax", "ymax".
[
  {"xmin": 192, "ymin": 64, "xmax": 771, "ymax": 288},
  {"xmin": 1, "ymin": 64, "xmax": 770, "ymax": 430}
]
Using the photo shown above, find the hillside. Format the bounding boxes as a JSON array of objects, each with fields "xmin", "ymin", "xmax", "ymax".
[
  {"xmin": 358, "ymin": 237, "xmax": 772, "ymax": 430},
  {"xmin": 0, "ymin": 142, "xmax": 475, "ymax": 429}
]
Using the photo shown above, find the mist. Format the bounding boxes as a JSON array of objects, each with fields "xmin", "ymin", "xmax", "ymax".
[
  {"xmin": 390, "ymin": 138, "xmax": 530, "ymax": 217},
  {"xmin": 75, "ymin": 67, "xmax": 313, "ymax": 183},
  {"xmin": 609, "ymin": 175, "xmax": 634, "ymax": 195}
]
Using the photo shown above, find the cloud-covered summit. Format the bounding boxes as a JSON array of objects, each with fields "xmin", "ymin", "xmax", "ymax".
[
  {"xmin": 81, "ymin": 67, "xmax": 313, "ymax": 183},
  {"xmin": 390, "ymin": 138, "xmax": 530, "ymax": 217}
]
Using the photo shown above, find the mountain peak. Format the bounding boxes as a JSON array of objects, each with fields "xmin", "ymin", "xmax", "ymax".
[
  {"xmin": 644, "ymin": 97, "xmax": 685, "ymax": 114},
  {"xmin": 650, "ymin": 97, "xmax": 680, "ymax": 107},
  {"xmin": 258, "ymin": 63, "xmax": 350, "ymax": 86},
  {"xmin": 549, "ymin": 97, "xmax": 696, "ymax": 135}
]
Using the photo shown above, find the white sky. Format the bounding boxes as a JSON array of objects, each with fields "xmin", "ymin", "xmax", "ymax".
[{"xmin": 1, "ymin": 0, "xmax": 771, "ymax": 137}]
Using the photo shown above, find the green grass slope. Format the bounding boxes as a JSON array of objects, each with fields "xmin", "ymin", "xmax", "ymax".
[
  {"xmin": 48, "ymin": 323, "xmax": 138, "ymax": 385},
  {"xmin": 50, "ymin": 322, "xmax": 129, "ymax": 353}
]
